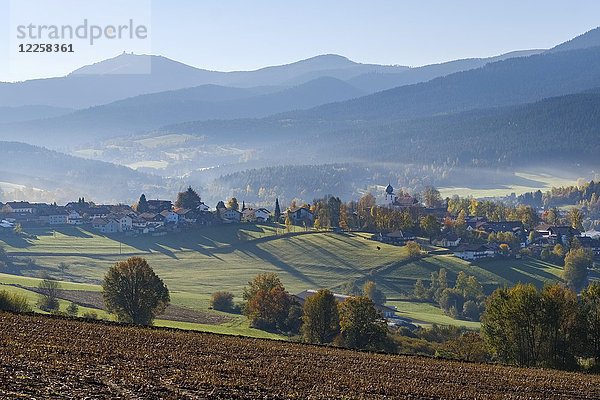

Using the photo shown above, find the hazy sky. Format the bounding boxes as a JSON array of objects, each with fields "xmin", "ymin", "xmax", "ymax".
[{"xmin": 2, "ymin": 0, "xmax": 600, "ymax": 81}]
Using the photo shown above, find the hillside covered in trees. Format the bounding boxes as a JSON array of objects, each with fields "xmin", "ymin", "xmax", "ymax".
[
  {"xmin": 329, "ymin": 91, "xmax": 600, "ymax": 167},
  {"xmin": 0, "ymin": 142, "xmax": 164, "ymax": 203}
]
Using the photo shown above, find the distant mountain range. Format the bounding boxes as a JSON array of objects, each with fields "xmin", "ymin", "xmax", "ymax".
[
  {"xmin": 2, "ymin": 26, "xmax": 600, "ymax": 203},
  {"xmin": 160, "ymin": 43, "xmax": 600, "ymax": 140},
  {"xmin": 347, "ymin": 50, "xmax": 543, "ymax": 93},
  {"xmin": 0, "ymin": 54, "xmax": 406, "ymax": 109},
  {"xmin": 0, "ymin": 50, "xmax": 548, "ymax": 116},
  {"xmin": 281, "ymin": 45, "xmax": 600, "ymax": 123},
  {"xmin": 0, "ymin": 49, "xmax": 554, "ymax": 145},
  {"xmin": 0, "ymin": 77, "xmax": 366, "ymax": 143}
]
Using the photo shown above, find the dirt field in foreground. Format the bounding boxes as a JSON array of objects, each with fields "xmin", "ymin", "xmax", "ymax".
[{"xmin": 1, "ymin": 312, "xmax": 600, "ymax": 399}]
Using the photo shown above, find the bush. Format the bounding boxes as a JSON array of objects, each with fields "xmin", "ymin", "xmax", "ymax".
[
  {"xmin": 520, "ymin": 248, "xmax": 532, "ymax": 257},
  {"xmin": 82, "ymin": 311, "xmax": 99, "ymax": 319},
  {"xmin": 0, "ymin": 290, "xmax": 32, "ymax": 312},
  {"xmin": 440, "ymin": 332, "xmax": 490, "ymax": 362},
  {"xmin": 392, "ymin": 334, "xmax": 437, "ymax": 356},
  {"xmin": 405, "ymin": 241, "xmax": 422, "ymax": 259},
  {"xmin": 58, "ymin": 262, "xmax": 70, "ymax": 273},
  {"xmin": 66, "ymin": 302, "xmax": 79, "ymax": 317},
  {"xmin": 37, "ymin": 278, "xmax": 60, "ymax": 312},
  {"xmin": 211, "ymin": 291, "xmax": 235, "ymax": 312},
  {"xmin": 418, "ymin": 324, "xmax": 462, "ymax": 343}
]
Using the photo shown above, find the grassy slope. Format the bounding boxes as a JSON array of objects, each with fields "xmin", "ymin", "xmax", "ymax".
[{"xmin": 0, "ymin": 225, "xmax": 564, "ymax": 333}]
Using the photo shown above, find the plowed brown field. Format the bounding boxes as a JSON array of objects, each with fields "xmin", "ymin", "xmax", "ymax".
[{"xmin": 1, "ymin": 312, "xmax": 599, "ymax": 399}]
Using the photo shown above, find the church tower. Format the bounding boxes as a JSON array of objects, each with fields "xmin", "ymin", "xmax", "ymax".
[{"xmin": 385, "ymin": 183, "xmax": 396, "ymax": 206}]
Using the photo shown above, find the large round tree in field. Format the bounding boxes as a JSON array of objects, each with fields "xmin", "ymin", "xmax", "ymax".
[{"xmin": 102, "ymin": 257, "xmax": 170, "ymax": 325}]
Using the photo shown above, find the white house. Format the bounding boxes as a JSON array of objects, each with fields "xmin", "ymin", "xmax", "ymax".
[
  {"xmin": 67, "ymin": 211, "xmax": 84, "ymax": 225},
  {"xmin": 288, "ymin": 206, "xmax": 314, "ymax": 225},
  {"xmin": 253, "ymin": 208, "xmax": 270, "ymax": 222},
  {"xmin": 175, "ymin": 209, "xmax": 198, "ymax": 223},
  {"xmin": 221, "ymin": 209, "xmax": 242, "ymax": 223},
  {"xmin": 132, "ymin": 217, "xmax": 148, "ymax": 228},
  {"xmin": 48, "ymin": 213, "xmax": 68, "ymax": 225},
  {"xmin": 114, "ymin": 215, "xmax": 133, "ymax": 232},
  {"xmin": 433, "ymin": 232, "xmax": 462, "ymax": 248},
  {"xmin": 453, "ymin": 244, "xmax": 496, "ymax": 261},
  {"xmin": 242, "ymin": 208, "xmax": 270, "ymax": 223},
  {"xmin": 160, "ymin": 210, "xmax": 179, "ymax": 224},
  {"xmin": 92, "ymin": 219, "xmax": 119, "ymax": 234}
]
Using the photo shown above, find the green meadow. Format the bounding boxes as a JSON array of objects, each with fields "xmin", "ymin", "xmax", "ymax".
[{"xmin": 0, "ymin": 224, "xmax": 564, "ymax": 335}]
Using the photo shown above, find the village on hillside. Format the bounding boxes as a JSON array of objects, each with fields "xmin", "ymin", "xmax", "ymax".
[{"xmin": 1, "ymin": 184, "xmax": 599, "ymax": 262}]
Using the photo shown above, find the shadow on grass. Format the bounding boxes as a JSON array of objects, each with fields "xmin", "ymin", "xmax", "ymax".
[
  {"xmin": 473, "ymin": 257, "xmax": 561, "ymax": 288},
  {"xmin": 0, "ymin": 234, "xmax": 32, "ymax": 249},
  {"xmin": 53, "ymin": 227, "xmax": 94, "ymax": 239},
  {"xmin": 236, "ymin": 243, "xmax": 317, "ymax": 287}
]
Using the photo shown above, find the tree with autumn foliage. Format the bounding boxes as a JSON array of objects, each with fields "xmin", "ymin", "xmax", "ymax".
[
  {"xmin": 175, "ymin": 186, "xmax": 202, "ymax": 209},
  {"xmin": 338, "ymin": 296, "xmax": 388, "ymax": 350},
  {"xmin": 102, "ymin": 257, "xmax": 170, "ymax": 325},
  {"xmin": 301, "ymin": 289, "xmax": 340, "ymax": 344},
  {"xmin": 243, "ymin": 273, "xmax": 294, "ymax": 332},
  {"xmin": 481, "ymin": 283, "xmax": 583, "ymax": 369}
]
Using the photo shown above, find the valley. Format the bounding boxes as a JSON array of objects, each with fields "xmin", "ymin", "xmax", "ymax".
[{"xmin": 3, "ymin": 3, "xmax": 600, "ymax": 397}]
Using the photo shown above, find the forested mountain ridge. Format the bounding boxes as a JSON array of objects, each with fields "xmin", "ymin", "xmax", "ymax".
[
  {"xmin": 326, "ymin": 91, "xmax": 600, "ymax": 166},
  {"xmin": 280, "ymin": 45, "xmax": 600, "ymax": 122},
  {"xmin": 347, "ymin": 49, "xmax": 543, "ymax": 93},
  {"xmin": 162, "ymin": 45, "xmax": 600, "ymax": 144},
  {"xmin": 549, "ymin": 26, "xmax": 600, "ymax": 53}
]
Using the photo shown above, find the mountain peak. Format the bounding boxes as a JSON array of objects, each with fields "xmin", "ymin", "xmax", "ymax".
[
  {"xmin": 69, "ymin": 53, "xmax": 202, "ymax": 76},
  {"xmin": 70, "ymin": 52, "xmax": 152, "ymax": 75},
  {"xmin": 269, "ymin": 54, "xmax": 357, "ymax": 71},
  {"xmin": 304, "ymin": 54, "xmax": 353, "ymax": 63}
]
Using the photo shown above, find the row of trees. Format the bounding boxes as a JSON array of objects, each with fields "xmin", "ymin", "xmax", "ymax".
[
  {"xmin": 302, "ymin": 290, "xmax": 388, "ymax": 349},
  {"xmin": 240, "ymin": 273, "xmax": 390, "ymax": 350},
  {"xmin": 414, "ymin": 269, "xmax": 485, "ymax": 321},
  {"xmin": 311, "ymin": 193, "xmax": 434, "ymax": 235},
  {"xmin": 447, "ymin": 197, "xmax": 538, "ymax": 227},
  {"xmin": 519, "ymin": 180, "xmax": 600, "ymax": 209},
  {"xmin": 482, "ymin": 283, "xmax": 600, "ymax": 369}
]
